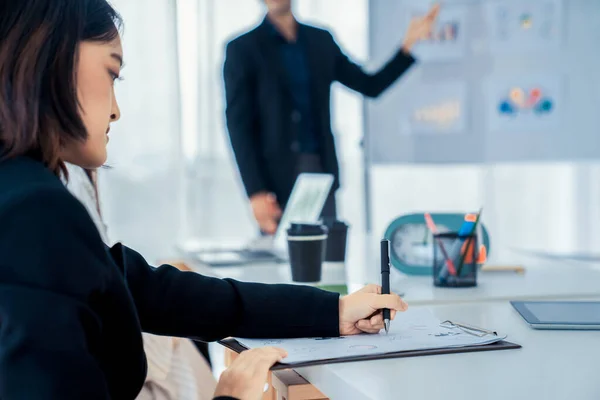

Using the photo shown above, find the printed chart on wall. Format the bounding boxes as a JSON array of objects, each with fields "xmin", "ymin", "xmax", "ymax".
[
  {"xmin": 401, "ymin": 81, "xmax": 467, "ymax": 135},
  {"xmin": 485, "ymin": 0, "xmax": 563, "ymax": 54},
  {"xmin": 402, "ymin": 1, "xmax": 469, "ymax": 62},
  {"xmin": 484, "ymin": 75, "xmax": 563, "ymax": 133}
]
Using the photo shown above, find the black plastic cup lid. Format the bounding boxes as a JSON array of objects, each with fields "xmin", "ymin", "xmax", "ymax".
[{"xmin": 287, "ymin": 222, "xmax": 328, "ymax": 236}]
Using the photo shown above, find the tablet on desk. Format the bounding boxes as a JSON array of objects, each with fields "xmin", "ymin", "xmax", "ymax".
[{"xmin": 511, "ymin": 301, "xmax": 600, "ymax": 330}]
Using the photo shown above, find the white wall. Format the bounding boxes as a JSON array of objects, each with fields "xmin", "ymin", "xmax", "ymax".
[
  {"xmin": 371, "ymin": 162, "xmax": 600, "ymax": 257},
  {"xmin": 98, "ymin": 0, "xmax": 184, "ymax": 263},
  {"xmin": 176, "ymin": 0, "xmax": 264, "ymax": 243}
]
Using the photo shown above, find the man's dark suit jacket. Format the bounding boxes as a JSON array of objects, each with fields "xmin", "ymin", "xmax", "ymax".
[
  {"xmin": 0, "ymin": 156, "xmax": 339, "ymax": 399},
  {"xmin": 224, "ymin": 18, "xmax": 415, "ymax": 208}
]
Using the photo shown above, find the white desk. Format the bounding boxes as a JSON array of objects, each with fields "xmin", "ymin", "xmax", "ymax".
[
  {"xmin": 187, "ymin": 252, "xmax": 600, "ymax": 306},
  {"xmin": 188, "ymin": 261, "xmax": 347, "ymax": 287},
  {"xmin": 183, "ymin": 239, "xmax": 600, "ymax": 398},
  {"xmin": 393, "ymin": 262, "xmax": 600, "ymax": 305},
  {"xmin": 297, "ymin": 301, "xmax": 600, "ymax": 400}
]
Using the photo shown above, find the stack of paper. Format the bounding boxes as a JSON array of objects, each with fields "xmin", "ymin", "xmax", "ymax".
[{"xmin": 236, "ymin": 308, "xmax": 506, "ymax": 364}]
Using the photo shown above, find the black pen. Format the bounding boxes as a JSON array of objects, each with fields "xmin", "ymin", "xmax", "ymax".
[{"xmin": 381, "ymin": 239, "xmax": 391, "ymax": 334}]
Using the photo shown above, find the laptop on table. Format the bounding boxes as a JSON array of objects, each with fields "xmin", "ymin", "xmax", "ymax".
[{"xmin": 192, "ymin": 173, "xmax": 334, "ymax": 267}]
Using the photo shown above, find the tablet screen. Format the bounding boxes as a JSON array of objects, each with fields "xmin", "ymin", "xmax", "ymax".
[{"xmin": 513, "ymin": 301, "xmax": 600, "ymax": 324}]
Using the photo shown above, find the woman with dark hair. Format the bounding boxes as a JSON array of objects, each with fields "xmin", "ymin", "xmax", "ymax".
[{"xmin": 0, "ymin": 1, "xmax": 407, "ymax": 399}]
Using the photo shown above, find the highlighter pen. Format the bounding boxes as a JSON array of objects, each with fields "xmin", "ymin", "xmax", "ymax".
[
  {"xmin": 381, "ymin": 239, "xmax": 391, "ymax": 334},
  {"xmin": 456, "ymin": 208, "xmax": 483, "ymax": 276}
]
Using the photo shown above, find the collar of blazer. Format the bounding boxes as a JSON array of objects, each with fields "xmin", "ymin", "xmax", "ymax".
[{"xmin": 255, "ymin": 17, "xmax": 325, "ymax": 101}]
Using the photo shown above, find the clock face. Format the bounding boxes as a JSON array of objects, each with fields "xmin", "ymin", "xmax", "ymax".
[{"xmin": 391, "ymin": 223, "xmax": 451, "ymax": 267}]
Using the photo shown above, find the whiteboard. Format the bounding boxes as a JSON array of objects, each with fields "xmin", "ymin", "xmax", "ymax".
[{"xmin": 367, "ymin": 0, "xmax": 600, "ymax": 164}]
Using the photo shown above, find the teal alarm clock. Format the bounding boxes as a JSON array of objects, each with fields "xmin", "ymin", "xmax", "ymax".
[{"xmin": 383, "ymin": 213, "xmax": 491, "ymax": 276}]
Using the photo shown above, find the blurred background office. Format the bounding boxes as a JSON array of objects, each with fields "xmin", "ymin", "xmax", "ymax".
[
  {"xmin": 100, "ymin": 0, "xmax": 370, "ymax": 263},
  {"xmin": 99, "ymin": 0, "xmax": 600, "ymax": 267}
]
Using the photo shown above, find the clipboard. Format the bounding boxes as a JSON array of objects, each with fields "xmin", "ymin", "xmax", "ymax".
[{"xmin": 219, "ymin": 338, "xmax": 521, "ymax": 370}]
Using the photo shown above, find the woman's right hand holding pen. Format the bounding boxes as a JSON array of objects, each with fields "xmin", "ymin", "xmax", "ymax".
[{"xmin": 339, "ymin": 284, "xmax": 408, "ymax": 336}]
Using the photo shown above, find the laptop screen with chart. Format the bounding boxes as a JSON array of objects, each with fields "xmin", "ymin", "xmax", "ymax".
[
  {"xmin": 189, "ymin": 173, "xmax": 333, "ymax": 266},
  {"xmin": 272, "ymin": 173, "xmax": 334, "ymax": 255}
]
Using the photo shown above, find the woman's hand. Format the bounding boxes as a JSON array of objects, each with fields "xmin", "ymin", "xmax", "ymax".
[
  {"xmin": 402, "ymin": 3, "xmax": 441, "ymax": 53},
  {"xmin": 214, "ymin": 347, "xmax": 287, "ymax": 400},
  {"xmin": 339, "ymin": 284, "xmax": 408, "ymax": 336}
]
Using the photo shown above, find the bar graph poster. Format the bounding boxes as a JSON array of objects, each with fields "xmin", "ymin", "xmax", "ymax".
[
  {"xmin": 484, "ymin": 75, "xmax": 563, "ymax": 133},
  {"xmin": 403, "ymin": 2, "xmax": 468, "ymax": 61},
  {"xmin": 401, "ymin": 82, "xmax": 467, "ymax": 135},
  {"xmin": 485, "ymin": 0, "xmax": 563, "ymax": 54}
]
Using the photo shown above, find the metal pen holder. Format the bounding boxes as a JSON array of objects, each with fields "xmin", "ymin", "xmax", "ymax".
[{"xmin": 433, "ymin": 232, "xmax": 478, "ymax": 287}]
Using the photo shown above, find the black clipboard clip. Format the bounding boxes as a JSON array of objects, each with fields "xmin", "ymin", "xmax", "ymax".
[{"xmin": 440, "ymin": 320, "xmax": 498, "ymax": 337}]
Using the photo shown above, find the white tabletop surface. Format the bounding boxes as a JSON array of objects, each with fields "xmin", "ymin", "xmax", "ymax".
[
  {"xmin": 392, "ymin": 260, "xmax": 600, "ymax": 305},
  {"xmin": 186, "ymin": 235, "xmax": 600, "ymax": 397},
  {"xmin": 186, "ymin": 244, "xmax": 600, "ymax": 305},
  {"xmin": 296, "ymin": 301, "xmax": 600, "ymax": 400}
]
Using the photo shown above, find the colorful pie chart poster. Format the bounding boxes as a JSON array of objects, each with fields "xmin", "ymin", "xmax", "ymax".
[{"xmin": 484, "ymin": 75, "xmax": 563, "ymax": 133}]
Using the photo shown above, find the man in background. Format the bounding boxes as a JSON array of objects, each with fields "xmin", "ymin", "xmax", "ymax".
[{"xmin": 224, "ymin": 0, "xmax": 440, "ymax": 234}]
